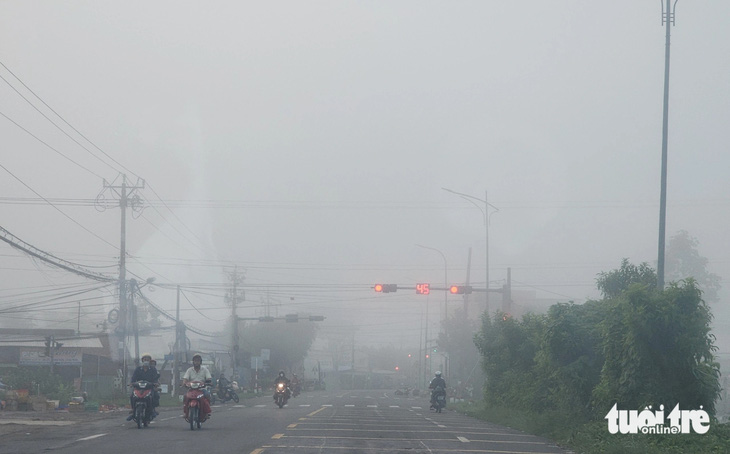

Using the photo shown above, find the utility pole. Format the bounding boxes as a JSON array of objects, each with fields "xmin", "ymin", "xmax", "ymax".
[
  {"xmin": 173, "ymin": 285, "xmax": 181, "ymax": 396},
  {"xmin": 464, "ymin": 247, "xmax": 472, "ymax": 318},
  {"xmin": 501, "ymin": 268, "xmax": 512, "ymax": 314},
  {"xmin": 225, "ymin": 267, "xmax": 245, "ymax": 377},
  {"xmin": 657, "ymin": 0, "xmax": 677, "ymax": 290},
  {"xmin": 130, "ymin": 279, "xmax": 140, "ymax": 366},
  {"xmin": 103, "ymin": 173, "xmax": 145, "ymax": 386},
  {"xmin": 76, "ymin": 301, "xmax": 81, "ymax": 335}
]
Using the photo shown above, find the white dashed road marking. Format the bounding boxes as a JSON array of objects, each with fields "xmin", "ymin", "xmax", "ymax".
[{"xmin": 77, "ymin": 434, "xmax": 107, "ymax": 441}]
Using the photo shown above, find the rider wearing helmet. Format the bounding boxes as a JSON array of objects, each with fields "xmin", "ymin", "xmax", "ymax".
[
  {"xmin": 182, "ymin": 353, "xmax": 213, "ymax": 421},
  {"xmin": 428, "ymin": 371, "xmax": 447, "ymax": 409},
  {"xmin": 127, "ymin": 353, "xmax": 160, "ymax": 421},
  {"xmin": 273, "ymin": 370, "xmax": 291, "ymax": 399}
]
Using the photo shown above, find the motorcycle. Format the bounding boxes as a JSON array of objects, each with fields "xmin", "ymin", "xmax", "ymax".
[
  {"xmin": 130, "ymin": 380, "xmax": 155, "ymax": 428},
  {"xmin": 291, "ymin": 382, "xmax": 301, "ymax": 398},
  {"xmin": 185, "ymin": 381, "xmax": 210, "ymax": 430},
  {"xmin": 273, "ymin": 382, "xmax": 289, "ymax": 408},
  {"xmin": 217, "ymin": 385, "xmax": 240, "ymax": 403},
  {"xmin": 431, "ymin": 385, "xmax": 446, "ymax": 413}
]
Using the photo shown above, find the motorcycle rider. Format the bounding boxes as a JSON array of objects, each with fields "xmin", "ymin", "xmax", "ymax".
[
  {"xmin": 429, "ymin": 371, "xmax": 447, "ymax": 410},
  {"xmin": 273, "ymin": 370, "xmax": 291, "ymax": 399},
  {"xmin": 182, "ymin": 353, "xmax": 212, "ymax": 421},
  {"xmin": 126, "ymin": 353, "xmax": 159, "ymax": 421},
  {"xmin": 217, "ymin": 373, "xmax": 230, "ymax": 399},
  {"xmin": 291, "ymin": 373, "xmax": 301, "ymax": 396}
]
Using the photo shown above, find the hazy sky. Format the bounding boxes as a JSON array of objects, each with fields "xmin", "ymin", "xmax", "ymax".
[{"xmin": 1, "ymin": 1, "xmax": 729, "ymax": 352}]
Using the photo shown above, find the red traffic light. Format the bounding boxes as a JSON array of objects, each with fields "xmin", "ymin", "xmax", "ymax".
[
  {"xmin": 374, "ymin": 284, "xmax": 397, "ymax": 293},
  {"xmin": 374, "ymin": 284, "xmax": 383, "ymax": 292},
  {"xmin": 449, "ymin": 285, "xmax": 473, "ymax": 294}
]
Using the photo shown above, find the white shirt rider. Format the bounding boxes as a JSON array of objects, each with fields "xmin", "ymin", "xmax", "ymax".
[{"xmin": 183, "ymin": 363, "xmax": 212, "ymax": 384}]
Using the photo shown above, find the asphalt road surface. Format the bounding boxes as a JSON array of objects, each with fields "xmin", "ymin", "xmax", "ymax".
[{"xmin": 0, "ymin": 390, "xmax": 571, "ymax": 453}]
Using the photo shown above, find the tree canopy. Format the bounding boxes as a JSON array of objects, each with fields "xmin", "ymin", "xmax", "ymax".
[{"xmin": 475, "ymin": 260, "xmax": 721, "ymax": 421}]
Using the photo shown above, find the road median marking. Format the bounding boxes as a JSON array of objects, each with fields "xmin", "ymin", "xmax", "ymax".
[
  {"xmin": 249, "ymin": 449, "xmax": 265, "ymax": 454},
  {"xmin": 306, "ymin": 406, "xmax": 327, "ymax": 417},
  {"xmin": 287, "ymin": 423, "xmax": 298, "ymax": 428},
  {"xmin": 271, "ymin": 433, "xmax": 284, "ymax": 439}
]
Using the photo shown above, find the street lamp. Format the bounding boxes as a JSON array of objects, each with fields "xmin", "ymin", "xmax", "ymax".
[{"xmin": 441, "ymin": 188, "xmax": 499, "ymax": 314}]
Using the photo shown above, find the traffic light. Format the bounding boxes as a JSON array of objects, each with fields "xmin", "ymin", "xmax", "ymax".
[
  {"xmin": 374, "ymin": 284, "xmax": 397, "ymax": 293},
  {"xmin": 432, "ymin": 347, "xmax": 438, "ymax": 353},
  {"xmin": 449, "ymin": 285, "xmax": 473, "ymax": 294},
  {"xmin": 308, "ymin": 315, "xmax": 325, "ymax": 322}
]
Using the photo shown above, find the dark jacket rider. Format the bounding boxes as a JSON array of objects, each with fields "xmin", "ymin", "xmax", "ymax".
[
  {"xmin": 274, "ymin": 371, "xmax": 291, "ymax": 397},
  {"xmin": 429, "ymin": 371, "xmax": 446, "ymax": 408},
  {"xmin": 127, "ymin": 353, "xmax": 160, "ymax": 421},
  {"xmin": 429, "ymin": 371, "xmax": 446, "ymax": 391}
]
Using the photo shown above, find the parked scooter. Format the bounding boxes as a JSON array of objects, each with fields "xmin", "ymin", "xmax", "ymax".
[
  {"xmin": 184, "ymin": 381, "xmax": 210, "ymax": 430},
  {"xmin": 130, "ymin": 380, "xmax": 155, "ymax": 428},
  {"xmin": 273, "ymin": 382, "xmax": 290, "ymax": 408}
]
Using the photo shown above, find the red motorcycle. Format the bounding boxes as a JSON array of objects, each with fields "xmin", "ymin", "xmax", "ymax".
[
  {"xmin": 184, "ymin": 381, "xmax": 211, "ymax": 430},
  {"xmin": 130, "ymin": 381, "xmax": 155, "ymax": 428}
]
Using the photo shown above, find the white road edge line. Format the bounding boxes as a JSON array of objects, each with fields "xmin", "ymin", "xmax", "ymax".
[{"xmin": 77, "ymin": 434, "xmax": 107, "ymax": 441}]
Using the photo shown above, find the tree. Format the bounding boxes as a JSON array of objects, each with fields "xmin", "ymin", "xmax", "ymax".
[
  {"xmin": 592, "ymin": 279, "xmax": 721, "ymax": 416},
  {"xmin": 596, "ymin": 258, "xmax": 656, "ymax": 300},
  {"xmin": 437, "ymin": 308, "xmax": 483, "ymax": 396},
  {"xmin": 666, "ymin": 230, "xmax": 721, "ymax": 304}
]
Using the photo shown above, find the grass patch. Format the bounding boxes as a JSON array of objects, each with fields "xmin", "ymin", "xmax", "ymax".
[{"xmin": 450, "ymin": 401, "xmax": 730, "ymax": 454}]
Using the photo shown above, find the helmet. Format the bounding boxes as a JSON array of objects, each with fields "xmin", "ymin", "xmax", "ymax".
[
  {"xmin": 278, "ymin": 370, "xmax": 285, "ymax": 377},
  {"xmin": 192, "ymin": 353, "xmax": 203, "ymax": 361},
  {"xmin": 435, "ymin": 371, "xmax": 442, "ymax": 377},
  {"xmin": 141, "ymin": 353, "xmax": 152, "ymax": 361}
]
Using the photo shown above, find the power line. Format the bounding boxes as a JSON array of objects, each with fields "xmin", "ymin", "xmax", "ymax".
[
  {"xmin": 0, "ymin": 224, "xmax": 117, "ymax": 279},
  {"xmin": 0, "ymin": 60, "xmax": 131, "ymax": 177},
  {"xmin": 0, "ymin": 110, "xmax": 104, "ymax": 179}
]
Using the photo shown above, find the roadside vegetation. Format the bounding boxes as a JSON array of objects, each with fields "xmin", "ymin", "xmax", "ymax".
[{"xmin": 461, "ymin": 254, "xmax": 729, "ymax": 453}]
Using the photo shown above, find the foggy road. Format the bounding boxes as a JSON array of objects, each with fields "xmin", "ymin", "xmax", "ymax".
[{"xmin": 1, "ymin": 390, "xmax": 569, "ymax": 454}]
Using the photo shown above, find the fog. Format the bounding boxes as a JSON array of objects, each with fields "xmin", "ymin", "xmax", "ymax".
[{"xmin": 1, "ymin": 1, "xmax": 729, "ymax": 365}]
